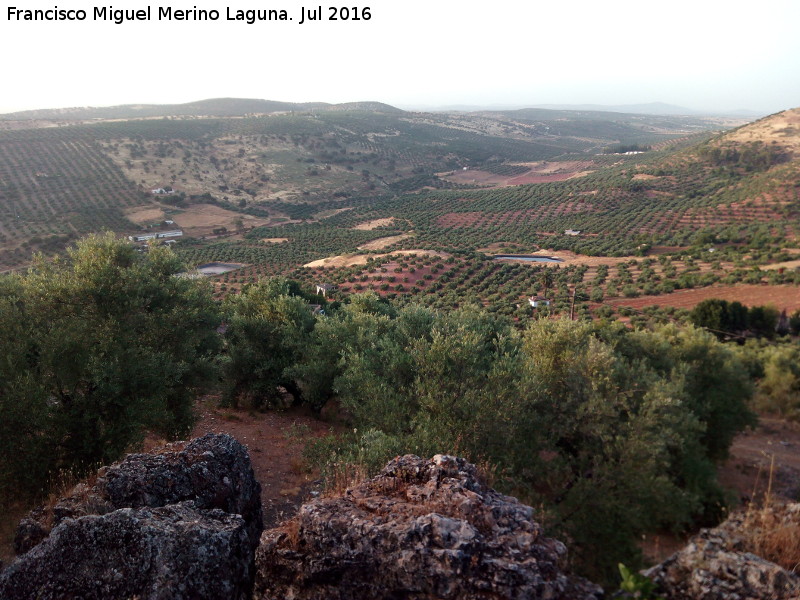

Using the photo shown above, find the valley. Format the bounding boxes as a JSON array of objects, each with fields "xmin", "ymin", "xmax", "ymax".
[{"xmin": 2, "ymin": 98, "xmax": 796, "ymax": 323}]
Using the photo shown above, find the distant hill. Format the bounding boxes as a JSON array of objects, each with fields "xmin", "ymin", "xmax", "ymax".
[
  {"xmin": 530, "ymin": 102, "xmax": 703, "ymax": 116},
  {"xmin": 415, "ymin": 102, "xmax": 763, "ymax": 118},
  {"xmin": 324, "ymin": 101, "xmax": 404, "ymax": 114},
  {"xmin": 0, "ymin": 98, "xmax": 406, "ymax": 120}
]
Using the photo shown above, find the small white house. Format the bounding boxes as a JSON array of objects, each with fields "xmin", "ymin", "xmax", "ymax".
[
  {"xmin": 564, "ymin": 229, "xmax": 581, "ymax": 236},
  {"xmin": 316, "ymin": 283, "xmax": 337, "ymax": 297},
  {"xmin": 529, "ymin": 296, "xmax": 551, "ymax": 308}
]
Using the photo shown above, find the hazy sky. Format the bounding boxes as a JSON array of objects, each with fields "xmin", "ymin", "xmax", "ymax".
[{"xmin": 1, "ymin": 0, "xmax": 798, "ymax": 114}]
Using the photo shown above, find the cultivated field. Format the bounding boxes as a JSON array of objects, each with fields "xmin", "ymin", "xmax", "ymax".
[
  {"xmin": 611, "ymin": 284, "xmax": 800, "ymax": 312},
  {"xmin": 171, "ymin": 204, "xmax": 272, "ymax": 236}
]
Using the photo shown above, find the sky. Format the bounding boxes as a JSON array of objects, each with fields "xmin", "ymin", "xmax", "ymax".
[{"xmin": 1, "ymin": 0, "xmax": 798, "ymax": 114}]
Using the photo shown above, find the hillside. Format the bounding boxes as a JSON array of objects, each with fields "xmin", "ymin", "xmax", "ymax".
[
  {"xmin": 712, "ymin": 107, "xmax": 800, "ymax": 158},
  {"xmin": 0, "ymin": 100, "xmax": 726, "ymax": 270},
  {"xmin": 2, "ymin": 99, "xmax": 800, "ymax": 325}
]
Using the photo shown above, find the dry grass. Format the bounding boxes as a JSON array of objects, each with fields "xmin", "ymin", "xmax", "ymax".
[
  {"xmin": 741, "ymin": 456, "xmax": 800, "ymax": 572},
  {"xmin": 124, "ymin": 206, "xmax": 166, "ymax": 225},
  {"xmin": 353, "ymin": 217, "xmax": 396, "ymax": 231},
  {"xmin": 172, "ymin": 203, "xmax": 272, "ymax": 236},
  {"xmin": 322, "ymin": 463, "xmax": 369, "ymax": 499},
  {"xmin": 303, "ymin": 249, "xmax": 449, "ymax": 268},
  {"xmin": 282, "ymin": 516, "xmax": 302, "ymax": 549},
  {"xmin": 357, "ymin": 234, "xmax": 413, "ymax": 250}
]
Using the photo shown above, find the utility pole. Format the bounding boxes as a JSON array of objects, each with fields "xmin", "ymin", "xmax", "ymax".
[{"xmin": 569, "ymin": 288, "xmax": 576, "ymax": 321}]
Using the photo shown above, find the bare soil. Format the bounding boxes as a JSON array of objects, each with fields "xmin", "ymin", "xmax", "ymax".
[
  {"xmin": 721, "ymin": 417, "xmax": 800, "ymax": 504},
  {"xmin": 440, "ymin": 161, "xmax": 594, "ymax": 188},
  {"xmin": 304, "ymin": 249, "xmax": 449, "ymax": 269},
  {"xmin": 610, "ymin": 284, "xmax": 800, "ymax": 312},
  {"xmin": 357, "ymin": 234, "xmax": 413, "ymax": 250},
  {"xmin": 724, "ymin": 108, "xmax": 800, "ymax": 157},
  {"xmin": 172, "ymin": 203, "xmax": 272, "ymax": 236},
  {"xmin": 125, "ymin": 206, "xmax": 167, "ymax": 225},
  {"xmin": 190, "ymin": 401, "xmax": 334, "ymax": 528},
  {"xmin": 353, "ymin": 217, "xmax": 396, "ymax": 230}
]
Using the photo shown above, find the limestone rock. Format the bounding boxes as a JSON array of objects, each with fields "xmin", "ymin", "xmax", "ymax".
[
  {"xmin": 13, "ymin": 432, "xmax": 263, "ymax": 553},
  {"xmin": 97, "ymin": 432, "xmax": 264, "ymax": 547},
  {"xmin": 1, "ymin": 502, "xmax": 253, "ymax": 600},
  {"xmin": 3, "ymin": 433, "xmax": 263, "ymax": 598},
  {"xmin": 645, "ymin": 507, "xmax": 800, "ymax": 600},
  {"xmin": 254, "ymin": 454, "xmax": 602, "ymax": 600}
]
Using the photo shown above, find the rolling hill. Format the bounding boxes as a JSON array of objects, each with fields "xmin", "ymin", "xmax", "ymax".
[{"xmin": 1, "ymin": 97, "xmax": 798, "ymax": 312}]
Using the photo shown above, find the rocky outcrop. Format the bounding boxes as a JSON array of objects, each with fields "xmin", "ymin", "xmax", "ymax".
[
  {"xmin": 645, "ymin": 505, "xmax": 800, "ymax": 600},
  {"xmin": 2, "ymin": 433, "xmax": 263, "ymax": 600},
  {"xmin": 1, "ymin": 502, "xmax": 253, "ymax": 600},
  {"xmin": 254, "ymin": 454, "xmax": 602, "ymax": 600},
  {"xmin": 13, "ymin": 432, "xmax": 263, "ymax": 554}
]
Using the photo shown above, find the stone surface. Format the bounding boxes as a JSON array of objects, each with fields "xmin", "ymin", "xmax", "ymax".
[
  {"xmin": 645, "ymin": 506, "xmax": 800, "ymax": 600},
  {"xmin": 254, "ymin": 454, "xmax": 602, "ymax": 600},
  {"xmin": 96, "ymin": 432, "xmax": 264, "ymax": 548},
  {"xmin": 1, "ymin": 502, "xmax": 253, "ymax": 600},
  {"xmin": 13, "ymin": 432, "xmax": 263, "ymax": 553},
  {"xmin": 3, "ymin": 433, "xmax": 263, "ymax": 599}
]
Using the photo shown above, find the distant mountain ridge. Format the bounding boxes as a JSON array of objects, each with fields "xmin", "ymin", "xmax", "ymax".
[
  {"xmin": 0, "ymin": 98, "xmax": 405, "ymax": 120},
  {"xmin": 411, "ymin": 102, "xmax": 764, "ymax": 118}
]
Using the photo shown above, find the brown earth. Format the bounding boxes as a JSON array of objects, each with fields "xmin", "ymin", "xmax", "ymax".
[
  {"xmin": 436, "ymin": 203, "xmax": 597, "ymax": 228},
  {"xmin": 610, "ymin": 284, "xmax": 800, "ymax": 312},
  {"xmin": 357, "ymin": 234, "xmax": 413, "ymax": 250},
  {"xmin": 440, "ymin": 161, "xmax": 594, "ymax": 188},
  {"xmin": 171, "ymin": 203, "xmax": 273, "ymax": 236},
  {"xmin": 189, "ymin": 400, "xmax": 334, "ymax": 528},
  {"xmin": 353, "ymin": 217, "xmax": 396, "ymax": 231},
  {"xmin": 720, "ymin": 417, "xmax": 800, "ymax": 506},
  {"xmin": 304, "ymin": 249, "xmax": 449, "ymax": 269},
  {"xmin": 125, "ymin": 206, "xmax": 167, "ymax": 225}
]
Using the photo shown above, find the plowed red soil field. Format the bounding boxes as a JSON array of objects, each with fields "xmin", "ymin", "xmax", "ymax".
[{"xmin": 610, "ymin": 284, "xmax": 800, "ymax": 312}]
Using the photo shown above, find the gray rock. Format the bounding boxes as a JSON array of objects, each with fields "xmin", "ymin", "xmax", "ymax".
[
  {"xmin": 5, "ymin": 433, "xmax": 263, "ymax": 598},
  {"xmin": 254, "ymin": 454, "xmax": 602, "ymax": 600},
  {"xmin": 0, "ymin": 501, "xmax": 253, "ymax": 600},
  {"xmin": 12, "ymin": 508, "xmax": 49, "ymax": 555},
  {"xmin": 645, "ymin": 507, "xmax": 800, "ymax": 600},
  {"xmin": 97, "ymin": 432, "xmax": 263, "ymax": 548},
  {"xmin": 14, "ymin": 432, "xmax": 263, "ymax": 553}
]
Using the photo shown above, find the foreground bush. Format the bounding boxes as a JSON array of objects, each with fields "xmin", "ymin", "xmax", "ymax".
[
  {"xmin": 0, "ymin": 234, "xmax": 221, "ymax": 502},
  {"xmin": 300, "ymin": 296, "xmax": 755, "ymax": 584}
]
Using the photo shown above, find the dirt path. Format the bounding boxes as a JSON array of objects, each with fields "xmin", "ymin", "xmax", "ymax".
[
  {"xmin": 190, "ymin": 400, "xmax": 334, "ymax": 527},
  {"xmin": 720, "ymin": 417, "xmax": 800, "ymax": 504}
]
